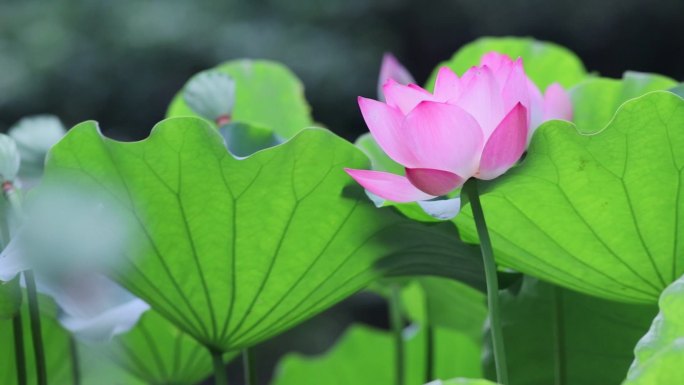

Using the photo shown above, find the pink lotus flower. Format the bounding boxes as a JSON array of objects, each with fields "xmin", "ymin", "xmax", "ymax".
[
  {"xmin": 378, "ymin": 53, "xmax": 415, "ymax": 101},
  {"xmin": 346, "ymin": 52, "xmax": 572, "ymax": 203}
]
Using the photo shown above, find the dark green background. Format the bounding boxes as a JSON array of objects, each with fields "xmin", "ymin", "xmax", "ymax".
[{"xmin": 1, "ymin": 0, "xmax": 682, "ymax": 141}]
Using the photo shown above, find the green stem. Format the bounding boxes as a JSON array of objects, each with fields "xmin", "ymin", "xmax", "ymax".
[
  {"xmin": 425, "ymin": 325, "xmax": 434, "ymax": 383},
  {"xmin": 210, "ymin": 349, "xmax": 228, "ymax": 385},
  {"xmin": 553, "ymin": 286, "xmax": 566, "ymax": 385},
  {"xmin": 464, "ymin": 179, "xmax": 509, "ymax": 385},
  {"xmin": 389, "ymin": 285, "xmax": 405, "ymax": 385},
  {"xmin": 424, "ymin": 295, "xmax": 434, "ymax": 384},
  {"xmin": 69, "ymin": 335, "xmax": 81, "ymax": 385},
  {"xmin": 242, "ymin": 348, "xmax": 256, "ymax": 385},
  {"xmin": 12, "ymin": 312, "xmax": 27, "ymax": 385},
  {"xmin": 24, "ymin": 270, "xmax": 47, "ymax": 385}
]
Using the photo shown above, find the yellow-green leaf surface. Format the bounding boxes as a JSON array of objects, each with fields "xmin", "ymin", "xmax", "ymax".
[
  {"xmin": 401, "ymin": 277, "xmax": 486, "ymax": 338},
  {"xmin": 272, "ymin": 324, "xmax": 481, "ymax": 385},
  {"xmin": 42, "ymin": 118, "xmax": 483, "ymax": 353},
  {"xmin": 457, "ymin": 91, "xmax": 684, "ymax": 303},
  {"xmin": 623, "ymin": 273, "xmax": 684, "ymax": 385},
  {"xmin": 426, "ymin": 37, "xmax": 587, "ymax": 90},
  {"xmin": 167, "ymin": 60, "xmax": 313, "ymax": 138},
  {"xmin": 571, "ymin": 72, "xmax": 677, "ymax": 133}
]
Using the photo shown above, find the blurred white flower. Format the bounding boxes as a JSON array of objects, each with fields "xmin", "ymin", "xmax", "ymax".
[
  {"xmin": 0, "ymin": 238, "xmax": 28, "ymax": 282},
  {"xmin": 19, "ymin": 184, "xmax": 131, "ymax": 273},
  {"xmin": 0, "ymin": 134, "xmax": 21, "ymax": 183},
  {"xmin": 37, "ymin": 273, "xmax": 150, "ymax": 342},
  {"xmin": 1, "ymin": 241, "xmax": 149, "ymax": 341}
]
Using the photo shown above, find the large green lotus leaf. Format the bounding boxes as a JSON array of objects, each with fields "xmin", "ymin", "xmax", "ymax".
[
  {"xmin": 401, "ymin": 277, "xmax": 486, "ymax": 338},
  {"xmin": 0, "ymin": 277, "xmax": 21, "ymax": 319},
  {"xmin": 436, "ymin": 380, "xmax": 499, "ymax": 385},
  {"xmin": 87, "ymin": 310, "xmax": 221, "ymax": 385},
  {"xmin": 571, "ymin": 72, "xmax": 677, "ymax": 134},
  {"xmin": 484, "ymin": 276, "xmax": 655, "ymax": 385},
  {"xmin": 166, "ymin": 60, "xmax": 313, "ymax": 138},
  {"xmin": 0, "ymin": 298, "xmax": 73, "ymax": 385},
  {"xmin": 456, "ymin": 91, "xmax": 684, "ymax": 303},
  {"xmin": 623, "ymin": 273, "xmax": 684, "ymax": 384},
  {"xmin": 271, "ymin": 324, "xmax": 482, "ymax": 385},
  {"xmin": 426, "ymin": 37, "xmax": 586, "ymax": 91},
  {"xmin": 42, "ymin": 118, "xmax": 483, "ymax": 353}
]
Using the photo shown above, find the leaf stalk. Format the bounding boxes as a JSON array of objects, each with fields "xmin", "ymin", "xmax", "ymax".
[
  {"xmin": 389, "ymin": 285, "xmax": 406, "ymax": 385},
  {"xmin": 242, "ymin": 348, "xmax": 256, "ymax": 385},
  {"xmin": 210, "ymin": 349, "xmax": 228, "ymax": 385}
]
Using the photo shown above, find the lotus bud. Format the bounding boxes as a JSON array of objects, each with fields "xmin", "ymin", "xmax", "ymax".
[
  {"xmin": 183, "ymin": 70, "xmax": 236, "ymax": 126},
  {"xmin": 377, "ymin": 53, "xmax": 415, "ymax": 101},
  {"xmin": 9, "ymin": 115, "xmax": 66, "ymax": 183}
]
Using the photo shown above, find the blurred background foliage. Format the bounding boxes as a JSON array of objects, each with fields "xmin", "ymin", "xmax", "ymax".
[{"xmin": 1, "ymin": 0, "xmax": 683, "ymax": 141}]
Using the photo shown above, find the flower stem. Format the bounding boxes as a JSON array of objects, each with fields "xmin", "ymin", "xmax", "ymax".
[
  {"xmin": 12, "ymin": 311, "xmax": 27, "ymax": 385},
  {"xmin": 210, "ymin": 349, "xmax": 228, "ymax": 385},
  {"xmin": 464, "ymin": 179, "xmax": 509, "ymax": 385},
  {"xmin": 24, "ymin": 270, "xmax": 47, "ymax": 385},
  {"xmin": 242, "ymin": 348, "xmax": 256, "ymax": 385},
  {"xmin": 389, "ymin": 285, "xmax": 405, "ymax": 385},
  {"xmin": 425, "ymin": 324, "xmax": 434, "ymax": 383}
]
